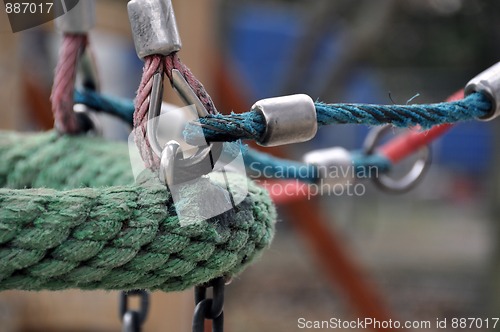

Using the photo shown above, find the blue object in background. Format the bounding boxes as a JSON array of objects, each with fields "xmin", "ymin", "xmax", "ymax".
[
  {"xmin": 226, "ymin": 3, "xmax": 383, "ymax": 152},
  {"xmin": 227, "ymin": 3, "xmax": 383, "ymax": 103},
  {"xmin": 435, "ymin": 122, "xmax": 493, "ymax": 175},
  {"xmin": 227, "ymin": 4, "xmax": 301, "ymax": 99}
]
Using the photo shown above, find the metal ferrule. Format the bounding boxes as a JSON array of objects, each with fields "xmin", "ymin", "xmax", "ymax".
[
  {"xmin": 128, "ymin": 0, "xmax": 182, "ymax": 59},
  {"xmin": 303, "ymin": 147, "xmax": 355, "ymax": 186},
  {"xmin": 252, "ymin": 94, "xmax": 317, "ymax": 147},
  {"xmin": 465, "ymin": 61, "xmax": 500, "ymax": 121},
  {"xmin": 55, "ymin": 0, "xmax": 95, "ymax": 33}
]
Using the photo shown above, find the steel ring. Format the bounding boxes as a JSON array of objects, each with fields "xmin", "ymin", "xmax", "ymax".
[
  {"xmin": 373, "ymin": 146, "xmax": 431, "ymax": 194},
  {"xmin": 363, "ymin": 125, "xmax": 432, "ymax": 194}
]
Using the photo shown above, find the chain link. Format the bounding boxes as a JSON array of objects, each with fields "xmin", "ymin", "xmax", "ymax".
[
  {"xmin": 119, "ymin": 290, "xmax": 150, "ymax": 332},
  {"xmin": 192, "ymin": 277, "xmax": 225, "ymax": 332}
]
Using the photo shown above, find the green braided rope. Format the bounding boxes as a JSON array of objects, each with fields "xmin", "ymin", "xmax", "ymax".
[{"xmin": 0, "ymin": 131, "xmax": 276, "ymax": 292}]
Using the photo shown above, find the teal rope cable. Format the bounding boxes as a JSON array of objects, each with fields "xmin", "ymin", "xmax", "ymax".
[
  {"xmin": 243, "ymin": 149, "xmax": 318, "ymax": 183},
  {"xmin": 73, "ymin": 90, "xmax": 487, "ymax": 183},
  {"xmin": 75, "ymin": 90, "xmax": 491, "ymax": 143},
  {"xmin": 243, "ymin": 148, "xmax": 391, "ymax": 183},
  {"xmin": 191, "ymin": 93, "xmax": 491, "ymax": 142},
  {"xmin": 74, "ymin": 90, "xmax": 134, "ymax": 125},
  {"xmin": 314, "ymin": 93, "xmax": 491, "ymax": 128},
  {"xmin": 73, "ymin": 90, "xmax": 390, "ymax": 183}
]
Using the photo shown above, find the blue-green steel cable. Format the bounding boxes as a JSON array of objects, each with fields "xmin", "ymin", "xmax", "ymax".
[
  {"xmin": 74, "ymin": 89, "xmax": 491, "ymax": 144},
  {"xmin": 73, "ymin": 89, "xmax": 490, "ymax": 183},
  {"xmin": 189, "ymin": 93, "xmax": 490, "ymax": 143},
  {"xmin": 243, "ymin": 148, "xmax": 391, "ymax": 183},
  {"xmin": 74, "ymin": 90, "xmax": 134, "ymax": 125}
]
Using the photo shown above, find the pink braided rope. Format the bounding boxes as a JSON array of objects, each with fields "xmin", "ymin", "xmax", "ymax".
[
  {"xmin": 134, "ymin": 53, "xmax": 218, "ymax": 170},
  {"xmin": 134, "ymin": 55, "xmax": 165, "ymax": 170},
  {"xmin": 50, "ymin": 34, "xmax": 87, "ymax": 134},
  {"xmin": 164, "ymin": 53, "xmax": 218, "ymax": 115}
]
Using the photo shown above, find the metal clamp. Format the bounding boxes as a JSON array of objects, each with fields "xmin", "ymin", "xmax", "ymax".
[
  {"xmin": 128, "ymin": 0, "xmax": 222, "ymax": 185},
  {"xmin": 303, "ymin": 147, "xmax": 355, "ymax": 186},
  {"xmin": 128, "ymin": 0, "xmax": 182, "ymax": 59},
  {"xmin": 252, "ymin": 94, "xmax": 318, "ymax": 147},
  {"xmin": 363, "ymin": 125, "xmax": 431, "ymax": 194},
  {"xmin": 465, "ymin": 61, "xmax": 500, "ymax": 121},
  {"xmin": 55, "ymin": 0, "xmax": 96, "ymax": 33}
]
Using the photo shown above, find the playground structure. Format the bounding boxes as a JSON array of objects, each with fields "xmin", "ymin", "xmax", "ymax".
[{"xmin": 1, "ymin": 1, "xmax": 500, "ymax": 331}]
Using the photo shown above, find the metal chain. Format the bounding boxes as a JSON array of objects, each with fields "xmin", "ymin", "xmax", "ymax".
[
  {"xmin": 119, "ymin": 290, "xmax": 150, "ymax": 332},
  {"xmin": 192, "ymin": 277, "xmax": 226, "ymax": 332}
]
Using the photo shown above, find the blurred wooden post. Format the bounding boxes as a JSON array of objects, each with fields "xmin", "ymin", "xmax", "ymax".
[
  {"xmin": 0, "ymin": 290, "xmax": 193, "ymax": 331},
  {"xmin": 0, "ymin": 10, "xmax": 21, "ymax": 130},
  {"xmin": 167, "ymin": 0, "xmax": 217, "ymax": 106},
  {"xmin": 172, "ymin": 0, "xmax": 216, "ymax": 92}
]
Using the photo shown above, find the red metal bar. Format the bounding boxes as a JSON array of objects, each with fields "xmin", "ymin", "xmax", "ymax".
[
  {"xmin": 286, "ymin": 199, "xmax": 397, "ymax": 331},
  {"xmin": 260, "ymin": 180, "xmax": 309, "ymax": 204}
]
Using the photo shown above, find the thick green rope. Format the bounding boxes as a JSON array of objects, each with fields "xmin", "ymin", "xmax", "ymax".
[{"xmin": 0, "ymin": 131, "xmax": 276, "ymax": 292}]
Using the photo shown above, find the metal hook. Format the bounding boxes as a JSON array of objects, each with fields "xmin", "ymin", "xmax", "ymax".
[
  {"xmin": 147, "ymin": 72, "xmax": 165, "ymax": 157},
  {"xmin": 146, "ymin": 72, "xmax": 223, "ymax": 185},
  {"xmin": 363, "ymin": 125, "xmax": 431, "ymax": 194},
  {"xmin": 147, "ymin": 70, "xmax": 214, "ymax": 155},
  {"xmin": 159, "ymin": 140, "xmax": 224, "ymax": 186},
  {"xmin": 159, "ymin": 140, "xmax": 182, "ymax": 185},
  {"xmin": 72, "ymin": 48, "xmax": 102, "ymax": 134},
  {"xmin": 171, "ymin": 69, "xmax": 210, "ymax": 117},
  {"xmin": 79, "ymin": 49, "xmax": 100, "ymax": 92}
]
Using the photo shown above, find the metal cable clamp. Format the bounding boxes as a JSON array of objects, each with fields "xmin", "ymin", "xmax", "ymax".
[
  {"xmin": 303, "ymin": 146, "xmax": 355, "ymax": 187},
  {"xmin": 252, "ymin": 94, "xmax": 318, "ymax": 147},
  {"xmin": 465, "ymin": 61, "xmax": 500, "ymax": 121},
  {"xmin": 55, "ymin": 0, "xmax": 95, "ymax": 34},
  {"xmin": 128, "ymin": 0, "xmax": 223, "ymax": 185}
]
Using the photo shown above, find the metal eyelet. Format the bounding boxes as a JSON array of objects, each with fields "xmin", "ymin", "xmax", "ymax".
[{"xmin": 363, "ymin": 125, "xmax": 431, "ymax": 194}]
